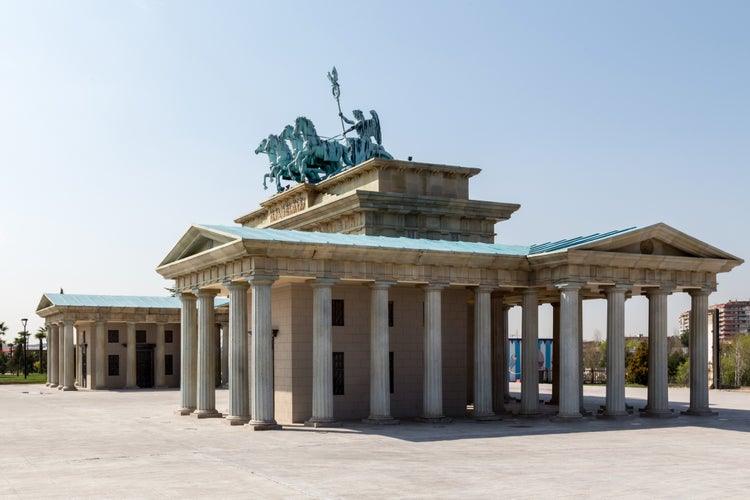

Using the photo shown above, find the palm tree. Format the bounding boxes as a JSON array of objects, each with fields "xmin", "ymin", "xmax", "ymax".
[
  {"xmin": 0, "ymin": 321, "xmax": 7, "ymax": 374},
  {"xmin": 35, "ymin": 326, "xmax": 47, "ymax": 373},
  {"xmin": 0, "ymin": 322, "xmax": 7, "ymax": 368}
]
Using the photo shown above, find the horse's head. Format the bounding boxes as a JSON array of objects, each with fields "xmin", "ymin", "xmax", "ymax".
[
  {"xmin": 280, "ymin": 124, "xmax": 294, "ymax": 140},
  {"xmin": 294, "ymin": 116, "xmax": 316, "ymax": 139},
  {"xmin": 254, "ymin": 138, "xmax": 268, "ymax": 155}
]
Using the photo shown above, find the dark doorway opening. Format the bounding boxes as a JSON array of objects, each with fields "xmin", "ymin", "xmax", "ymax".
[{"xmin": 136, "ymin": 345, "xmax": 154, "ymax": 388}]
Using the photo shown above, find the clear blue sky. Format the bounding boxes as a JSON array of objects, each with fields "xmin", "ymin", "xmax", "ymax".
[{"xmin": 1, "ymin": 1, "xmax": 748, "ymax": 339}]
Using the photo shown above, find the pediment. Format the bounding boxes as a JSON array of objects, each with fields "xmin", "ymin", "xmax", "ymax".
[
  {"xmin": 569, "ymin": 223, "xmax": 741, "ymax": 260},
  {"xmin": 158, "ymin": 225, "xmax": 240, "ymax": 267},
  {"xmin": 36, "ymin": 294, "xmax": 54, "ymax": 312}
]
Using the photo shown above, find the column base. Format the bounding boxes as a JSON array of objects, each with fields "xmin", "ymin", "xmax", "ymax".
[
  {"xmin": 304, "ymin": 418, "xmax": 342, "ymax": 428},
  {"xmin": 681, "ymin": 408, "xmax": 718, "ymax": 417},
  {"xmin": 61, "ymin": 385, "xmax": 77, "ymax": 391},
  {"xmin": 247, "ymin": 420, "xmax": 282, "ymax": 431},
  {"xmin": 176, "ymin": 407, "xmax": 195, "ymax": 416},
  {"xmin": 641, "ymin": 408, "xmax": 677, "ymax": 419},
  {"xmin": 416, "ymin": 416, "xmax": 453, "ymax": 424},
  {"xmin": 225, "ymin": 415, "xmax": 251, "ymax": 426},
  {"xmin": 362, "ymin": 416, "xmax": 399, "ymax": 425},
  {"xmin": 193, "ymin": 409, "xmax": 222, "ymax": 419},
  {"xmin": 48, "ymin": 383, "xmax": 58, "ymax": 389}
]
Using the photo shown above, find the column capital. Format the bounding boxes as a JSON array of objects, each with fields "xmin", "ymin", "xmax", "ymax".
[
  {"xmin": 193, "ymin": 288, "xmax": 219, "ymax": 298},
  {"xmin": 422, "ymin": 282, "xmax": 449, "ymax": 290},
  {"xmin": 178, "ymin": 291, "xmax": 197, "ymax": 303},
  {"xmin": 645, "ymin": 285, "xmax": 674, "ymax": 296},
  {"xmin": 688, "ymin": 286, "xmax": 715, "ymax": 297},
  {"xmin": 603, "ymin": 283, "xmax": 631, "ymax": 296},
  {"xmin": 474, "ymin": 284, "xmax": 495, "ymax": 293},
  {"xmin": 60, "ymin": 319, "xmax": 75, "ymax": 327},
  {"xmin": 310, "ymin": 277, "xmax": 340, "ymax": 288},
  {"xmin": 521, "ymin": 287, "xmax": 539, "ymax": 297},
  {"xmin": 554, "ymin": 281, "xmax": 585, "ymax": 291},
  {"xmin": 223, "ymin": 280, "xmax": 250, "ymax": 291},
  {"xmin": 247, "ymin": 274, "xmax": 278, "ymax": 286},
  {"xmin": 370, "ymin": 280, "xmax": 396, "ymax": 290}
]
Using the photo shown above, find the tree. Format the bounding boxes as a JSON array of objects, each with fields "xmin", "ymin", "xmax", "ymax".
[
  {"xmin": 0, "ymin": 321, "xmax": 7, "ymax": 364},
  {"xmin": 721, "ymin": 333, "xmax": 750, "ymax": 387},
  {"xmin": 668, "ymin": 350, "xmax": 688, "ymax": 383},
  {"xmin": 674, "ymin": 359, "xmax": 690, "ymax": 386},
  {"xmin": 35, "ymin": 326, "xmax": 47, "ymax": 373},
  {"xmin": 680, "ymin": 329, "xmax": 689, "ymax": 348},
  {"xmin": 626, "ymin": 338, "xmax": 649, "ymax": 385}
]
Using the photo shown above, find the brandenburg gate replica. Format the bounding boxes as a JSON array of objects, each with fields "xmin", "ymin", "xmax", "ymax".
[{"xmin": 39, "ymin": 69, "xmax": 743, "ymax": 429}]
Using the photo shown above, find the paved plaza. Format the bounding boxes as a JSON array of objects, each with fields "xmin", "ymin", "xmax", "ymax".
[{"xmin": 3, "ymin": 383, "xmax": 750, "ymax": 499}]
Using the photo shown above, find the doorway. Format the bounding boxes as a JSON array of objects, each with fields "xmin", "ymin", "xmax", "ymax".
[{"xmin": 136, "ymin": 346, "xmax": 154, "ymax": 388}]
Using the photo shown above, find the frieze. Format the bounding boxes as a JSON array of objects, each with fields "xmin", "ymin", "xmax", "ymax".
[{"xmin": 268, "ymin": 194, "xmax": 308, "ymax": 222}]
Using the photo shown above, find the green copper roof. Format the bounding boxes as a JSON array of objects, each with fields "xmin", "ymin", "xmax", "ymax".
[
  {"xmin": 202, "ymin": 224, "xmax": 638, "ymax": 257},
  {"xmin": 528, "ymin": 227, "xmax": 637, "ymax": 255},
  {"xmin": 203, "ymin": 225, "xmax": 532, "ymax": 256},
  {"xmin": 38, "ymin": 294, "xmax": 229, "ymax": 311}
]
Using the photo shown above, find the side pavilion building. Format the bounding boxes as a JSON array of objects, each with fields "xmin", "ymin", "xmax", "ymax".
[
  {"xmin": 156, "ymin": 159, "xmax": 741, "ymax": 428},
  {"xmin": 36, "ymin": 294, "xmax": 228, "ymax": 391}
]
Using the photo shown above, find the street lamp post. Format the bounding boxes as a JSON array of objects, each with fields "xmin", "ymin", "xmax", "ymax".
[{"xmin": 21, "ymin": 318, "xmax": 28, "ymax": 379}]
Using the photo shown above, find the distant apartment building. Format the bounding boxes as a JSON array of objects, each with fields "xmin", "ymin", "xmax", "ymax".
[
  {"xmin": 679, "ymin": 300, "xmax": 750, "ymax": 389},
  {"xmin": 679, "ymin": 300, "xmax": 750, "ymax": 339}
]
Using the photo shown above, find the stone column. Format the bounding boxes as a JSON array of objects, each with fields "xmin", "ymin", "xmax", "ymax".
[
  {"xmin": 178, "ymin": 292, "xmax": 197, "ymax": 415},
  {"xmin": 520, "ymin": 288, "xmax": 540, "ymax": 416},
  {"xmin": 548, "ymin": 302, "xmax": 561, "ymax": 405},
  {"xmin": 225, "ymin": 281, "xmax": 251, "ymax": 425},
  {"xmin": 248, "ymin": 274, "xmax": 281, "ymax": 430},
  {"xmin": 364, "ymin": 280, "xmax": 398, "ymax": 424},
  {"xmin": 57, "ymin": 322, "xmax": 65, "ymax": 390},
  {"xmin": 95, "ymin": 321, "xmax": 106, "ymax": 390},
  {"xmin": 221, "ymin": 321, "xmax": 229, "ymax": 387},
  {"xmin": 154, "ymin": 323, "xmax": 166, "ymax": 388},
  {"xmin": 61, "ymin": 319, "xmax": 76, "ymax": 391},
  {"xmin": 306, "ymin": 278, "xmax": 341, "ymax": 427},
  {"xmin": 685, "ymin": 288, "xmax": 715, "ymax": 416},
  {"xmin": 644, "ymin": 287, "xmax": 674, "ymax": 417},
  {"xmin": 491, "ymin": 292, "xmax": 510, "ymax": 414},
  {"xmin": 601, "ymin": 284, "xmax": 631, "ymax": 419},
  {"xmin": 194, "ymin": 289, "xmax": 220, "ymax": 418},
  {"xmin": 473, "ymin": 286, "xmax": 496, "ymax": 419},
  {"xmin": 421, "ymin": 282, "xmax": 449, "ymax": 422},
  {"xmin": 47, "ymin": 324, "xmax": 58, "ymax": 388},
  {"xmin": 125, "ymin": 322, "xmax": 136, "ymax": 389},
  {"xmin": 555, "ymin": 283, "xmax": 583, "ymax": 419}
]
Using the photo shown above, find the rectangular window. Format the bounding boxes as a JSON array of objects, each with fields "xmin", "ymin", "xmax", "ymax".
[
  {"xmin": 136, "ymin": 330, "xmax": 147, "ymax": 344},
  {"xmin": 389, "ymin": 351, "xmax": 394, "ymax": 394},
  {"xmin": 165, "ymin": 354, "xmax": 174, "ymax": 376},
  {"xmin": 332, "ymin": 352, "xmax": 344, "ymax": 395},
  {"xmin": 108, "ymin": 330, "xmax": 119, "ymax": 343},
  {"xmin": 165, "ymin": 330, "xmax": 173, "ymax": 343},
  {"xmin": 332, "ymin": 299, "xmax": 345, "ymax": 326},
  {"xmin": 108, "ymin": 355, "xmax": 119, "ymax": 376},
  {"xmin": 388, "ymin": 301, "xmax": 394, "ymax": 327}
]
